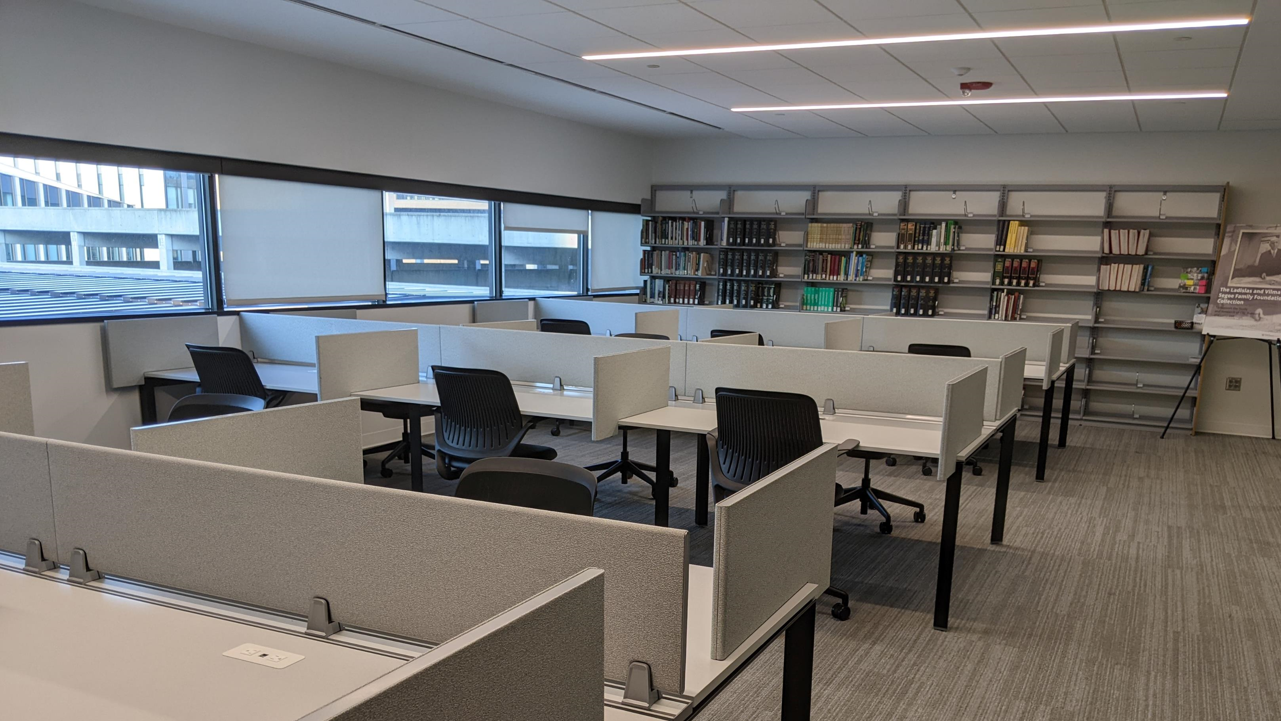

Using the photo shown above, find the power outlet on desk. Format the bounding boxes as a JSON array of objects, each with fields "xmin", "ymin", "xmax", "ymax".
[
  {"xmin": 223, "ymin": 643, "xmax": 305, "ymax": 669},
  {"xmin": 1226, "ymin": 377, "xmax": 1242, "ymax": 391}
]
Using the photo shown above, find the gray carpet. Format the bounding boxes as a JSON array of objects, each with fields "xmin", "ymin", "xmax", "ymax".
[{"xmin": 366, "ymin": 420, "xmax": 1281, "ymax": 720}]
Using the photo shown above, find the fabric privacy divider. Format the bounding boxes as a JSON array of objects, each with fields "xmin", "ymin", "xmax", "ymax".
[
  {"xmin": 698, "ymin": 332, "xmax": 760, "ymax": 345},
  {"xmin": 0, "ymin": 361, "xmax": 34, "ymax": 435},
  {"xmin": 997, "ymin": 348, "xmax": 1028, "ymax": 419},
  {"xmin": 130, "ymin": 398, "xmax": 365, "ymax": 483},
  {"xmin": 44, "ymin": 442, "xmax": 690, "ymax": 693},
  {"xmin": 462, "ymin": 320, "xmax": 538, "ymax": 330},
  {"xmin": 102, "ymin": 315, "xmax": 219, "ymax": 388},
  {"xmin": 822, "ymin": 317, "xmax": 864, "ymax": 352},
  {"xmin": 1043, "ymin": 328, "xmax": 1065, "ymax": 389},
  {"xmin": 239, "ymin": 312, "xmax": 443, "ymax": 373},
  {"xmin": 473, "ymin": 299, "xmax": 530, "ymax": 323},
  {"xmin": 439, "ymin": 325, "xmax": 688, "ymax": 391},
  {"xmin": 0, "ymin": 432, "xmax": 56, "ymax": 560},
  {"xmin": 937, "ymin": 367, "xmax": 988, "ymax": 479},
  {"xmin": 592, "ymin": 347, "xmax": 671, "ymax": 441},
  {"xmin": 684, "ymin": 343, "xmax": 1003, "ymax": 419},
  {"xmin": 533, "ymin": 297, "xmax": 675, "ymax": 338},
  {"xmin": 305, "ymin": 569, "xmax": 605, "ymax": 721},
  {"xmin": 683, "ymin": 308, "xmax": 850, "ymax": 347},
  {"xmin": 634, "ymin": 310, "xmax": 680, "ymax": 341},
  {"xmin": 711, "ymin": 445, "xmax": 834, "ymax": 660},
  {"xmin": 316, "ymin": 330, "xmax": 420, "ymax": 401},
  {"xmin": 859, "ymin": 316, "xmax": 1076, "ymax": 365}
]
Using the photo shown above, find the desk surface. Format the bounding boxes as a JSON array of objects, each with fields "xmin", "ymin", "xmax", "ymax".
[
  {"xmin": 0, "ymin": 566, "xmax": 404, "ymax": 721},
  {"xmin": 355, "ymin": 380, "xmax": 595, "ymax": 423},
  {"xmin": 147, "ymin": 362, "xmax": 320, "ymax": 395}
]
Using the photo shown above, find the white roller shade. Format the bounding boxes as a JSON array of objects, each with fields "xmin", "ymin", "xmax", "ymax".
[
  {"xmin": 218, "ymin": 176, "xmax": 386, "ymax": 306},
  {"xmin": 590, "ymin": 211, "xmax": 642, "ymax": 292},
  {"xmin": 502, "ymin": 203, "xmax": 589, "ymax": 234}
]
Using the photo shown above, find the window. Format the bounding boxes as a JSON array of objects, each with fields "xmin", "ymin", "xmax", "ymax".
[
  {"xmin": 500, "ymin": 203, "xmax": 587, "ymax": 298},
  {"xmin": 0, "ymin": 154, "xmax": 210, "ymax": 321},
  {"xmin": 384, "ymin": 193, "xmax": 494, "ymax": 302}
]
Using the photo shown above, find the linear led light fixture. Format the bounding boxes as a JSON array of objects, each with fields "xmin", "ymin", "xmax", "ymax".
[
  {"xmin": 582, "ymin": 17, "xmax": 1249, "ymax": 61},
  {"xmin": 732, "ymin": 91, "xmax": 1228, "ymax": 113}
]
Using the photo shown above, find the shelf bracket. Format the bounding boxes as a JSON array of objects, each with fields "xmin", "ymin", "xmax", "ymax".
[
  {"xmin": 23, "ymin": 538, "xmax": 56, "ymax": 574},
  {"xmin": 306, "ymin": 597, "xmax": 343, "ymax": 638},
  {"xmin": 622, "ymin": 661, "xmax": 662, "ymax": 709},
  {"xmin": 68, "ymin": 548, "xmax": 102, "ymax": 584}
]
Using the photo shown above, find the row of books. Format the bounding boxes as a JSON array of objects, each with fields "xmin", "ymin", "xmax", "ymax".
[
  {"xmin": 725, "ymin": 218, "xmax": 778, "ymax": 247},
  {"xmin": 801, "ymin": 287, "xmax": 848, "ymax": 313},
  {"xmin": 894, "ymin": 253, "xmax": 953, "ymax": 284},
  {"xmin": 642, "ymin": 279, "xmax": 705, "ymax": 305},
  {"xmin": 1104, "ymin": 228, "xmax": 1150, "ymax": 255},
  {"xmin": 719, "ymin": 281, "xmax": 780, "ymax": 309},
  {"xmin": 640, "ymin": 249, "xmax": 714, "ymax": 277},
  {"xmin": 891, "ymin": 286, "xmax": 939, "ymax": 317},
  {"xmin": 993, "ymin": 257, "xmax": 1041, "ymax": 287},
  {"xmin": 1099, "ymin": 262, "xmax": 1154, "ymax": 292},
  {"xmin": 804, "ymin": 252, "xmax": 872, "ymax": 281},
  {"xmin": 896, "ymin": 220, "xmax": 960, "ymax": 251},
  {"xmin": 996, "ymin": 220, "xmax": 1030, "ymax": 253},
  {"xmin": 805, "ymin": 221, "xmax": 873, "ymax": 249},
  {"xmin": 720, "ymin": 250, "xmax": 777, "ymax": 279},
  {"xmin": 1179, "ymin": 266, "xmax": 1211, "ymax": 294},
  {"xmin": 989, "ymin": 290, "xmax": 1024, "ymax": 321},
  {"xmin": 641, "ymin": 217, "xmax": 716, "ymax": 246}
]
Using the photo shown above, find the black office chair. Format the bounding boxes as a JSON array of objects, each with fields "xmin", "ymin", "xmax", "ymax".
[
  {"xmin": 539, "ymin": 318, "xmax": 592, "ymax": 335},
  {"xmin": 906, "ymin": 343, "xmax": 983, "ymax": 477},
  {"xmin": 706, "ymin": 387, "xmax": 856, "ymax": 621},
  {"xmin": 165, "ymin": 393, "xmax": 265, "ymax": 422},
  {"xmin": 710, "ymin": 329, "xmax": 764, "ymax": 345},
  {"xmin": 185, "ymin": 344, "xmax": 287, "ymax": 408},
  {"xmin": 456, "ymin": 457, "xmax": 596, "ymax": 516},
  {"xmin": 361, "ymin": 399, "xmax": 436, "ymax": 479},
  {"xmin": 614, "ymin": 332, "xmax": 670, "ymax": 340},
  {"xmin": 430, "ymin": 365, "xmax": 558, "ymax": 481}
]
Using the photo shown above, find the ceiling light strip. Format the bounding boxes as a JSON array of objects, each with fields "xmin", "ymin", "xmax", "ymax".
[
  {"xmin": 732, "ymin": 92, "xmax": 1228, "ymax": 113},
  {"xmin": 582, "ymin": 18, "xmax": 1249, "ymax": 61}
]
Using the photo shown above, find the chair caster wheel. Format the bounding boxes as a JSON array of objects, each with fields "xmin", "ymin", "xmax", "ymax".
[
  {"xmin": 669, "ymin": 475, "xmax": 678, "ymax": 487},
  {"xmin": 885, "ymin": 457, "xmax": 897, "ymax": 467},
  {"xmin": 550, "ymin": 428, "xmax": 560, "ymax": 436},
  {"xmin": 879, "ymin": 522, "xmax": 893, "ymax": 535},
  {"xmin": 921, "ymin": 466, "xmax": 933, "ymax": 476},
  {"xmin": 913, "ymin": 510, "xmax": 926, "ymax": 523},
  {"xmin": 379, "ymin": 468, "xmax": 393, "ymax": 479},
  {"xmin": 831, "ymin": 603, "xmax": 851, "ymax": 621},
  {"xmin": 971, "ymin": 466, "xmax": 983, "ymax": 476}
]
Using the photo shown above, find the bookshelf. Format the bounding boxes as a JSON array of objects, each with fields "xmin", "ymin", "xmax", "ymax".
[{"xmin": 640, "ymin": 183, "xmax": 1228, "ymax": 431}]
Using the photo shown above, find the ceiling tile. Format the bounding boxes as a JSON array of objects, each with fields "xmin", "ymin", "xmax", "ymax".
[
  {"xmin": 1121, "ymin": 47, "xmax": 1241, "ymax": 70},
  {"xmin": 753, "ymin": 112, "xmax": 866, "ymax": 137},
  {"xmin": 592, "ymin": 56, "xmax": 716, "ymax": 75},
  {"xmin": 684, "ymin": 0, "xmax": 840, "ymax": 27},
  {"xmin": 847, "ymin": 14, "xmax": 979, "ymax": 36},
  {"xmin": 759, "ymin": 82, "xmax": 865, "ymax": 105},
  {"xmin": 732, "ymin": 23, "xmax": 862, "ymax": 44},
  {"xmin": 691, "ymin": 52, "xmax": 804, "ymax": 73},
  {"xmin": 933, "ymin": 76, "xmax": 1034, "ymax": 97},
  {"xmin": 1104, "ymin": 0, "xmax": 1254, "ymax": 23},
  {"xmin": 394, "ymin": 19, "xmax": 572, "ymax": 63},
  {"xmin": 1048, "ymin": 102, "xmax": 1140, "ymax": 132},
  {"xmin": 719, "ymin": 66, "xmax": 830, "ymax": 86},
  {"xmin": 971, "ymin": 5, "xmax": 1111, "ymax": 30},
  {"xmin": 961, "ymin": 0, "xmax": 1099, "ymax": 11},
  {"xmin": 578, "ymin": 3, "xmax": 723, "ymax": 37},
  {"xmin": 829, "ymin": 78, "xmax": 951, "ymax": 100},
  {"xmin": 1219, "ymin": 119, "xmax": 1281, "ymax": 130},
  {"xmin": 628, "ymin": 27, "xmax": 753, "ymax": 50},
  {"xmin": 1114, "ymin": 27, "xmax": 1246, "ymax": 53},
  {"xmin": 1019, "ymin": 70, "xmax": 1130, "ymax": 92},
  {"xmin": 896, "ymin": 54, "xmax": 1019, "ymax": 80},
  {"xmin": 995, "ymin": 34, "xmax": 1119, "ymax": 57},
  {"xmin": 1010, "ymin": 53, "xmax": 1122, "ymax": 75},
  {"xmin": 641, "ymin": 72, "xmax": 783, "ymax": 107},
  {"xmin": 823, "ymin": 0, "xmax": 965, "ymax": 21},
  {"xmin": 1125, "ymin": 65, "xmax": 1236, "ymax": 90},
  {"xmin": 814, "ymin": 109, "xmax": 927, "ymax": 136},
  {"xmin": 312, "ymin": 0, "xmax": 457, "ymax": 25},
  {"xmin": 552, "ymin": 0, "xmax": 678, "ymax": 9},
  {"xmin": 425, "ymin": 0, "xmax": 562, "ymax": 18},
  {"xmin": 881, "ymin": 38, "xmax": 1005, "ymax": 63},
  {"xmin": 482, "ymin": 11, "xmax": 643, "ymax": 55},
  {"xmin": 1134, "ymin": 97, "xmax": 1226, "ymax": 131},
  {"xmin": 521, "ymin": 59, "xmax": 626, "ymax": 80},
  {"xmin": 882, "ymin": 107, "xmax": 995, "ymax": 134},
  {"xmin": 1219, "ymin": 19, "xmax": 1281, "ymax": 122},
  {"xmin": 962, "ymin": 103, "xmax": 1066, "ymax": 133},
  {"xmin": 804, "ymin": 60, "xmax": 926, "ymax": 85}
]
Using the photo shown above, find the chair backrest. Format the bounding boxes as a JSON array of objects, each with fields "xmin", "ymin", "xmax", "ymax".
[
  {"xmin": 165, "ymin": 393, "xmax": 266, "ymax": 422},
  {"xmin": 614, "ymin": 332, "xmax": 670, "ymax": 340},
  {"xmin": 185, "ymin": 344, "xmax": 269, "ymax": 399},
  {"xmin": 431, "ymin": 366, "xmax": 526, "ymax": 456},
  {"xmin": 710, "ymin": 329, "xmax": 764, "ymax": 346},
  {"xmin": 908, "ymin": 343, "xmax": 972, "ymax": 358},
  {"xmin": 456, "ymin": 457, "xmax": 596, "ymax": 516},
  {"xmin": 713, "ymin": 388, "xmax": 823, "ymax": 486},
  {"xmin": 539, "ymin": 318, "xmax": 592, "ymax": 335}
]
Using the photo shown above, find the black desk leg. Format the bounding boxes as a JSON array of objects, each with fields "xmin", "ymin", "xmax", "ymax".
[
  {"xmin": 992, "ymin": 415, "xmax": 1016, "ymax": 545},
  {"xmin": 695, "ymin": 434, "xmax": 709, "ymax": 527},
  {"xmin": 139, "ymin": 379, "xmax": 158, "ymax": 426},
  {"xmin": 933, "ymin": 461, "xmax": 964, "ymax": 631},
  {"xmin": 654, "ymin": 429, "xmax": 670, "ymax": 527},
  {"xmin": 781, "ymin": 600, "xmax": 816, "ymax": 721},
  {"xmin": 1035, "ymin": 380, "xmax": 1055, "ymax": 482},
  {"xmin": 1058, "ymin": 364, "xmax": 1074, "ymax": 449},
  {"xmin": 408, "ymin": 414, "xmax": 424, "ymax": 494}
]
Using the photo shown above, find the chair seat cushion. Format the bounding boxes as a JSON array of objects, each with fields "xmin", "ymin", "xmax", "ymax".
[
  {"xmin": 845, "ymin": 448, "xmax": 890, "ymax": 460},
  {"xmin": 514, "ymin": 443, "xmax": 558, "ymax": 461}
]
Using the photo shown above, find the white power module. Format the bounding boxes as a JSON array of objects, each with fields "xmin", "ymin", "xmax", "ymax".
[{"xmin": 223, "ymin": 643, "xmax": 305, "ymax": 669}]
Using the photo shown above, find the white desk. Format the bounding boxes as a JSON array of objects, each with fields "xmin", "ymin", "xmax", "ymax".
[
  {"xmin": 619, "ymin": 401, "xmax": 1018, "ymax": 631},
  {"xmin": 140, "ymin": 362, "xmax": 321, "ymax": 424},
  {"xmin": 0, "ymin": 563, "xmax": 410, "ymax": 721}
]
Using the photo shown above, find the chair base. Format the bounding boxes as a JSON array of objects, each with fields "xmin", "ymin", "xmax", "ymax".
[
  {"xmin": 837, "ymin": 457, "xmax": 926, "ymax": 535},
  {"xmin": 586, "ymin": 429, "xmax": 678, "ymax": 490},
  {"xmin": 823, "ymin": 586, "xmax": 851, "ymax": 621},
  {"xmin": 378, "ymin": 419, "xmax": 436, "ymax": 478}
]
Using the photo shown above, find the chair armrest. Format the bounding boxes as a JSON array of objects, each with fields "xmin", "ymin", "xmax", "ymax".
[{"xmin": 835, "ymin": 438, "xmax": 860, "ymax": 454}]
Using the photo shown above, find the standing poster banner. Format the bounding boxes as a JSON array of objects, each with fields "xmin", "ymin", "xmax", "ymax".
[{"xmin": 1203, "ymin": 224, "xmax": 1281, "ymax": 339}]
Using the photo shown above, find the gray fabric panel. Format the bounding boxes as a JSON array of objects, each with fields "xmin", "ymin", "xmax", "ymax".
[
  {"xmin": 699, "ymin": 332, "xmax": 760, "ymax": 345},
  {"xmin": 684, "ymin": 343, "xmax": 997, "ymax": 418},
  {"xmin": 1044, "ymin": 328, "xmax": 1065, "ymax": 388},
  {"xmin": 241, "ymin": 312, "xmax": 442, "ymax": 374},
  {"xmin": 533, "ymin": 297, "xmax": 647, "ymax": 337},
  {"xmin": 634, "ymin": 309, "xmax": 680, "ymax": 341},
  {"xmin": 592, "ymin": 347, "xmax": 671, "ymax": 441},
  {"xmin": 938, "ymin": 368, "xmax": 988, "ymax": 479},
  {"xmin": 860, "ymin": 316, "xmax": 1074, "ymax": 364},
  {"xmin": 129, "ymin": 398, "xmax": 364, "ymax": 483},
  {"xmin": 712, "ymin": 446, "xmax": 835, "ymax": 660},
  {"xmin": 0, "ymin": 362, "xmax": 34, "ymax": 435},
  {"xmin": 998, "ymin": 348, "xmax": 1028, "ymax": 419},
  {"xmin": 463, "ymin": 319, "xmax": 538, "ymax": 330},
  {"xmin": 316, "ymin": 330, "xmax": 419, "ymax": 401},
  {"xmin": 822, "ymin": 317, "xmax": 864, "ymax": 352},
  {"xmin": 0, "ymin": 432, "xmax": 56, "ymax": 559},
  {"xmin": 45, "ymin": 442, "xmax": 688, "ymax": 692},
  {"xmin": 314, "ymin": 570, "xmax": 605, "ymax": 721},
  {"xmin": 473, "ymin": 299, "xmax": 529, "ymax": 323},
  {"xmin": 102, "ymin": 315, "xmax": 219, "ymax": 388},
  {"xmin": 683, "ymin": 308, "xmax": 840, "ymax": 348}
]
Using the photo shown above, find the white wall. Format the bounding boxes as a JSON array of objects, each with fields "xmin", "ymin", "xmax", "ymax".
[
  {"xmin": 0, "ymin": 0, "xmax": 652, "ymax": 205},
  {"xmin": 652, "ymin": 131, "xmax": 1281, "ymax": 437}
]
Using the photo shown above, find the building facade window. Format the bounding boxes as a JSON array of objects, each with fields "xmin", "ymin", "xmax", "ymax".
[{"xmin": 383, "ymin": 193, "xmax": 494, "ymax": 303}]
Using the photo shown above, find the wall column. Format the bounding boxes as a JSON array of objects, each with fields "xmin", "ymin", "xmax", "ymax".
[
  {"xmin": 157, "ymin": 233, "xmax": 173, "ymax": 271},
  {"xmin": 70, "ymin": 231, "xmax": 84, "ymax": 266}
]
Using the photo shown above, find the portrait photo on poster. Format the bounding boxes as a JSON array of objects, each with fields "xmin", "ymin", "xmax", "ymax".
[{"xmin": 1203, "ymin": 224, "xmax": 1281, "ymax": 340}]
